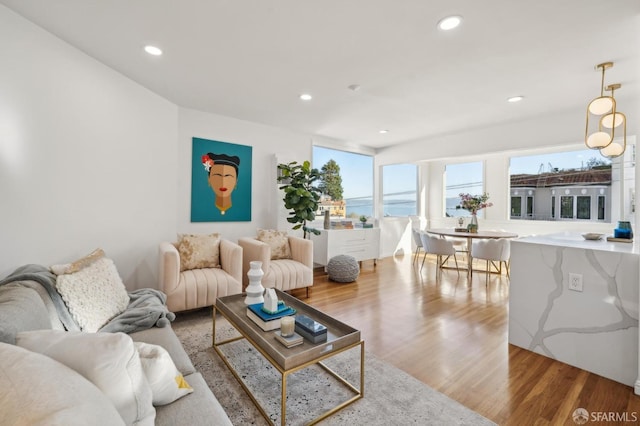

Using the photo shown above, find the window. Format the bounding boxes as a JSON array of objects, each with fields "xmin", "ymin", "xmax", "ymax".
[
  {"xmin": 382, "ymin": 164, "xmax": 417, "ymax": 216},
  {"xmin": 445, "ymin": 161, "xmax": 483, "ymax": 218},
  {"xmin": 509, "ymin": 147, "xmax": 633, "ymax": 223},
  {"xmin": 560, "ymin": 196, "xmax": 573, "ymax": 219},
  {"xmin": 598, "ymin": 196, "xmax": 606, "ymax": 220},
  {"xmin": 577, "ymin": 196, "xmax": 591, "ymax": 219},
  {"xmin": 511, "ymin": 196, "xmax": 522, "ymax": 217},
  {"xmin": 313, "ymin": 146, "xmax": 373, "ymax": 219}
]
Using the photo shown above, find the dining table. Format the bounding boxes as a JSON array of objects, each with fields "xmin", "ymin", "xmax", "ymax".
[{"xmin": 426, "ymin": 228, "xmax": 519, "ymax": 276}]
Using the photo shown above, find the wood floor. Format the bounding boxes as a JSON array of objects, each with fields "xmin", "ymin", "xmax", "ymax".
[{"xmin": 288, "ymin": 253, "xmax": 640, "ymax": 425}]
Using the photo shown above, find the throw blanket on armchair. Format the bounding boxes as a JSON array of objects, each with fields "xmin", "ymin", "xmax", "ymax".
[{"xmin": 0, "ymin": 264, "xmax": 175, "ymax": 334}]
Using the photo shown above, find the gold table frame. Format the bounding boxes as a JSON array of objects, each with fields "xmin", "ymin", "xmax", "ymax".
[{"xmin": 213, "ymin": 291, "xmax": 364, "ymax": 426}]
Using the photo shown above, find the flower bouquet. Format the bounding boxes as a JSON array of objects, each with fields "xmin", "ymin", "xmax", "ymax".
[
  {"xmin": 458, "ymin": 193, "xmax": 492, "ymax": 232},
  {"xmin": 458, "ymin": 192, "xmax": 493, "ymax": 214}
]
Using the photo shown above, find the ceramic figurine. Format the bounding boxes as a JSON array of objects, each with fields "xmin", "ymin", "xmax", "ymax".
[{"xmin": 263, "ymin": 288, "xmax": 279, "ymax": 313}]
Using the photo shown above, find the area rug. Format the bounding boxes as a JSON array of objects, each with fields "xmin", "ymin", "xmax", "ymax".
[{"xmin": 172, "ymin": 308, "xmax": 496, "ymax": 426}]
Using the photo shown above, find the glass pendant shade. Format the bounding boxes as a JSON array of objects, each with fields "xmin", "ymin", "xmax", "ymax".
[
  {"xmin": 587, "ymin": 96, "xmax": 614, "ymax": 115},
  {"xmin": 586, "ymin": 131, "xmax": 613, "ymax": 149},
  {"xmin": 602, "ymin": 112, "xmax": 624, "ymax": 128},
  {"xmin": 600, "ymin": 141, "xmax": 624, "ymax": 158}
]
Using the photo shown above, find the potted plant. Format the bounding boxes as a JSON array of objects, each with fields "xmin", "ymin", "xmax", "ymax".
[{"xmin": 277, "ymin": 161, "xmax": 322, "ymax": 238}]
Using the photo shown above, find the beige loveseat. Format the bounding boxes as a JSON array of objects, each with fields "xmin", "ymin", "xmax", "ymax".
[
  {"xmin": 158, "ymin": 238, "xmax": 242, "ymax": 312},
  {"xmin": 238, "ymin": 231, "xmax": 313, "ymax": 296}
]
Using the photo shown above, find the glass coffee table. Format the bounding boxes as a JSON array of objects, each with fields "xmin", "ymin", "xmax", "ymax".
[{"xmin": 214, "ymin": 289, "xmax": 364, "ymax": 426}]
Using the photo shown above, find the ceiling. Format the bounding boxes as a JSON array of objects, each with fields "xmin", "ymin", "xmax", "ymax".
[{"xmin": 2, "ymin": 0, "xmax": 639, "ymax": 151}]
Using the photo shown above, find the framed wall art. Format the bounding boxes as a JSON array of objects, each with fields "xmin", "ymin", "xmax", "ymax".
[{"xmin": 190, "ymin": 137, "xmax": 252, "ymax": 222}]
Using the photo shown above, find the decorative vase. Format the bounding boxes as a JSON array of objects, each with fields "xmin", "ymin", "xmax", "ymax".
[
  {"xmin": 324, "ymin": 210, "xmax": 330, "ymax": 229},
  {"xmin": 468, "ymin": 213, "xmax": 478, "ymax": 233},
  {"xmin": 614, "ymin": 221, "xmax": 633, "ymax": 239},
  {"xmin": 244, "ymin": 261, "xmax": 265, "ymax": 305}
]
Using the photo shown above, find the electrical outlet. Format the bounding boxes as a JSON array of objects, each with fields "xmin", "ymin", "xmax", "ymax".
[{"xmin": 569, "ymin": 273, "xmax": 583, "ymax": 292}]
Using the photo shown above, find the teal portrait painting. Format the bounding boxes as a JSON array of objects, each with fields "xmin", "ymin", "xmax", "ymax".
[{"xmin": 191, "ymin": 137, "xmax": 252, "ymax": 222}]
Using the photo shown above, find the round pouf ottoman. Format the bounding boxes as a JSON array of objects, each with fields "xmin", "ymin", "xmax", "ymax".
[{"xmin": 327, "ymin": 255, "xmax": 360, "ymax": 283}]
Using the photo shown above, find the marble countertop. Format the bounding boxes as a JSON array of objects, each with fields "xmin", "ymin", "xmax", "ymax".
[{"xmin": 514, "ymin": 232, "xmax": 640, "ymax": 254}]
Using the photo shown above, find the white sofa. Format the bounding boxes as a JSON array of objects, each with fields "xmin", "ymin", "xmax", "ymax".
[{"xmin": 0, "ymin": 265, "xmax": 231, "ymax": 426}]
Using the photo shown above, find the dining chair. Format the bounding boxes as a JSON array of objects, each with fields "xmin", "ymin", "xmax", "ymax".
[
  {"xmin": 419, "ymin": 232, "xmax": 459, "ymax": 277},
  {"xmin": 470, "ymin": 238, "xmax": 511, "ymax": 284},
  {"xmin": 411, "ymin": 228, "xmax": 425, "ymax": 265}
]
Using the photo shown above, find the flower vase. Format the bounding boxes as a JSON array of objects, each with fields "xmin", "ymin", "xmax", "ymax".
[
  {"xmin": 468, "ymin": 213, "xmax": 478, "ymax": 233},
  {"xmin": 324, "ymin": 210, "xmax": 330, "ymax": 229},
  {"xmin": 244, "ymin": 261, "xmax": 265, "ymax": 305}
]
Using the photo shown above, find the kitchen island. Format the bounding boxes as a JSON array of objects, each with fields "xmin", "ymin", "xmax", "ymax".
[{"xmin": 509, "ymin": 232, "xmax": 639, "ymax": 392}]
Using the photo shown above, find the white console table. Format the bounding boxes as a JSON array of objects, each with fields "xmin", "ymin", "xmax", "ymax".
[{"xmin": 311, "ymin": 228, "xmax": 380, "ymax": 267}]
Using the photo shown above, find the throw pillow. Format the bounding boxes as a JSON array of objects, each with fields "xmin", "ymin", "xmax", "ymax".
[
  {"xmin": 16, "ymin": 330, "xmax": 155, "ymax": 426},
  {"xmin": 0, "ymin": 342, "xmax": 125, "ymax": 426},
  {"xmin": 50, "ymin": 247, "xmax": 105, "ymax": 275},
  {"xmin": 257, "ymin": 229, "xmax": 292, "ymax": 260},
  {"xmin": 55, "ymin": 256, "xmax": 130, "ymax": 332},
  {"xmin": 176, "ymin": 233, "xmax": 221, "ymax": 271},
  {"xmin": 134, "ymin": 342, "xmax": 193, "ymax": 406}
]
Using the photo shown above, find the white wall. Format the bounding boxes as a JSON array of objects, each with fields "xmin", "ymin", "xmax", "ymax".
[
  {"xmin": 0, "ymin": 6, "xmax": 178, "ymax": 288},
  {"xmin": 0, "ymin": 6, "xmax": 316, "ymax": 289},
  {"xmin": 176, "ymin": 108, "xmax": 313, "ymax": 243}
]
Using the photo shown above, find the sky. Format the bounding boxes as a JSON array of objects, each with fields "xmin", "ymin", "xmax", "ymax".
[
  {"xmin": 313, "ymin": 146, "xmax": 611, "ymax": 200},
  {"xmin": 313, "ymin": 146, "xmax": 418, "ymax": 199},
  {"xmin": 313, "ymin": 146, "xmax": 373, "ymax": 199},
  {"xmin": 510, "ymin": 148, "xmax": 611, "ymax": 174}
]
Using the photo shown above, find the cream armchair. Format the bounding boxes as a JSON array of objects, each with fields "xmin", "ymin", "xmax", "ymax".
[
  {"xmin": 238, "ymin": 234, "xmax": 313, "ymax": 297},
  {"xmin": 158, "ymin": 239, "xmax": 243, "ymax": 312}
]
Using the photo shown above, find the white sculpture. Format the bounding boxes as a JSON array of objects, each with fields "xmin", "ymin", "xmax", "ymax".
[
  {"xmin": 244, "ymin": 261, "xmax": 265, "ymax": 305},
  {"xmin": 263, "ymin": 288, "xmax": 279, "ymax": 313}
]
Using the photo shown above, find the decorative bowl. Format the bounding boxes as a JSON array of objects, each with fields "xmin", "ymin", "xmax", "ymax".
[{"xmin": 582, "ymin": 233, "xmax": 604, "ymax": 241}]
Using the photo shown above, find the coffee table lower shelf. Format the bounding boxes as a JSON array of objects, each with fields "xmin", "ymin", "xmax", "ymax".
[{"xmin": 213, "ymin": 306, "xmax": 364, "ymax": 426}]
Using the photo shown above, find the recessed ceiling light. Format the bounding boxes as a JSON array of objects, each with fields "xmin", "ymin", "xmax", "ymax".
[
  {"xmin": 144, "ymin": 45, "xmax": 163, "ymax": 56},
  {"xmin": 507, "ymin": 96, "xmax": 524, "ymax": 103},
  {"xmin": 299, "ymin": 93, "xmax": 312, "ymax": 101},
  {"xmin": 437, "ymin": 15, "xmax": 462, "ymax": 31},
  {"xmin": 379, "ymin": 129, "xmax": 389, "ymax": 134}
]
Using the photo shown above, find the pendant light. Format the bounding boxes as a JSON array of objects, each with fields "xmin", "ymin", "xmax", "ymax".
[
  {"xmin": 585, "ymin": 62, "xmax": 616, "ymax": 149},
  {"xmin": 599, "ymin": 83, "xmax": 627, "ymax": 159}
]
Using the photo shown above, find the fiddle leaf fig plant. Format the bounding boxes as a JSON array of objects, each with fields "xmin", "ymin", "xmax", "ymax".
[{"xmin": 277, "ymin": 161, "xmax": 322, "ymax": 238}]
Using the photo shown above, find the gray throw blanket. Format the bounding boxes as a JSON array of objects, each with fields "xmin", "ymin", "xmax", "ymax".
[
  {"xmin": 99, "ymin": 288, "xmax": 176, "ymax": 334},
  {"xmin": 0, "ymin": 264, "xmax": 80, "ymax": 331},
  {"xmin": 0, "ymin": 264, "xmax": 175, "ymax": 334}
]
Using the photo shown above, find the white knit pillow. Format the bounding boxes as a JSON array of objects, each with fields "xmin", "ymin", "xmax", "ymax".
[{"xmin": 56, "ymin": 257, "xmax": 130, "ymax": 332}]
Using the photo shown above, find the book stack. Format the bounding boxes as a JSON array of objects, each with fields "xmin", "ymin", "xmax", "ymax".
[
  {"xmin": 246, "ymin": 303, "xmax": 296, "ymax": 331},
  {"xmin": 274, "ymin": 331, "xmax": 303, "ymax": 348},
  {"xmin": 294, "ymin": 314, "xmax": 328, "ymax": 343},
  {"xmin": 330, "ymin": 221, "xmax": 354, "ymax": 230}
]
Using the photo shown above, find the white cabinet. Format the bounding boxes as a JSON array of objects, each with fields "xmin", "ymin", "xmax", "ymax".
[{"xmin": 311, "ymin": 228, "xmax": 380, "ymax": 266}]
